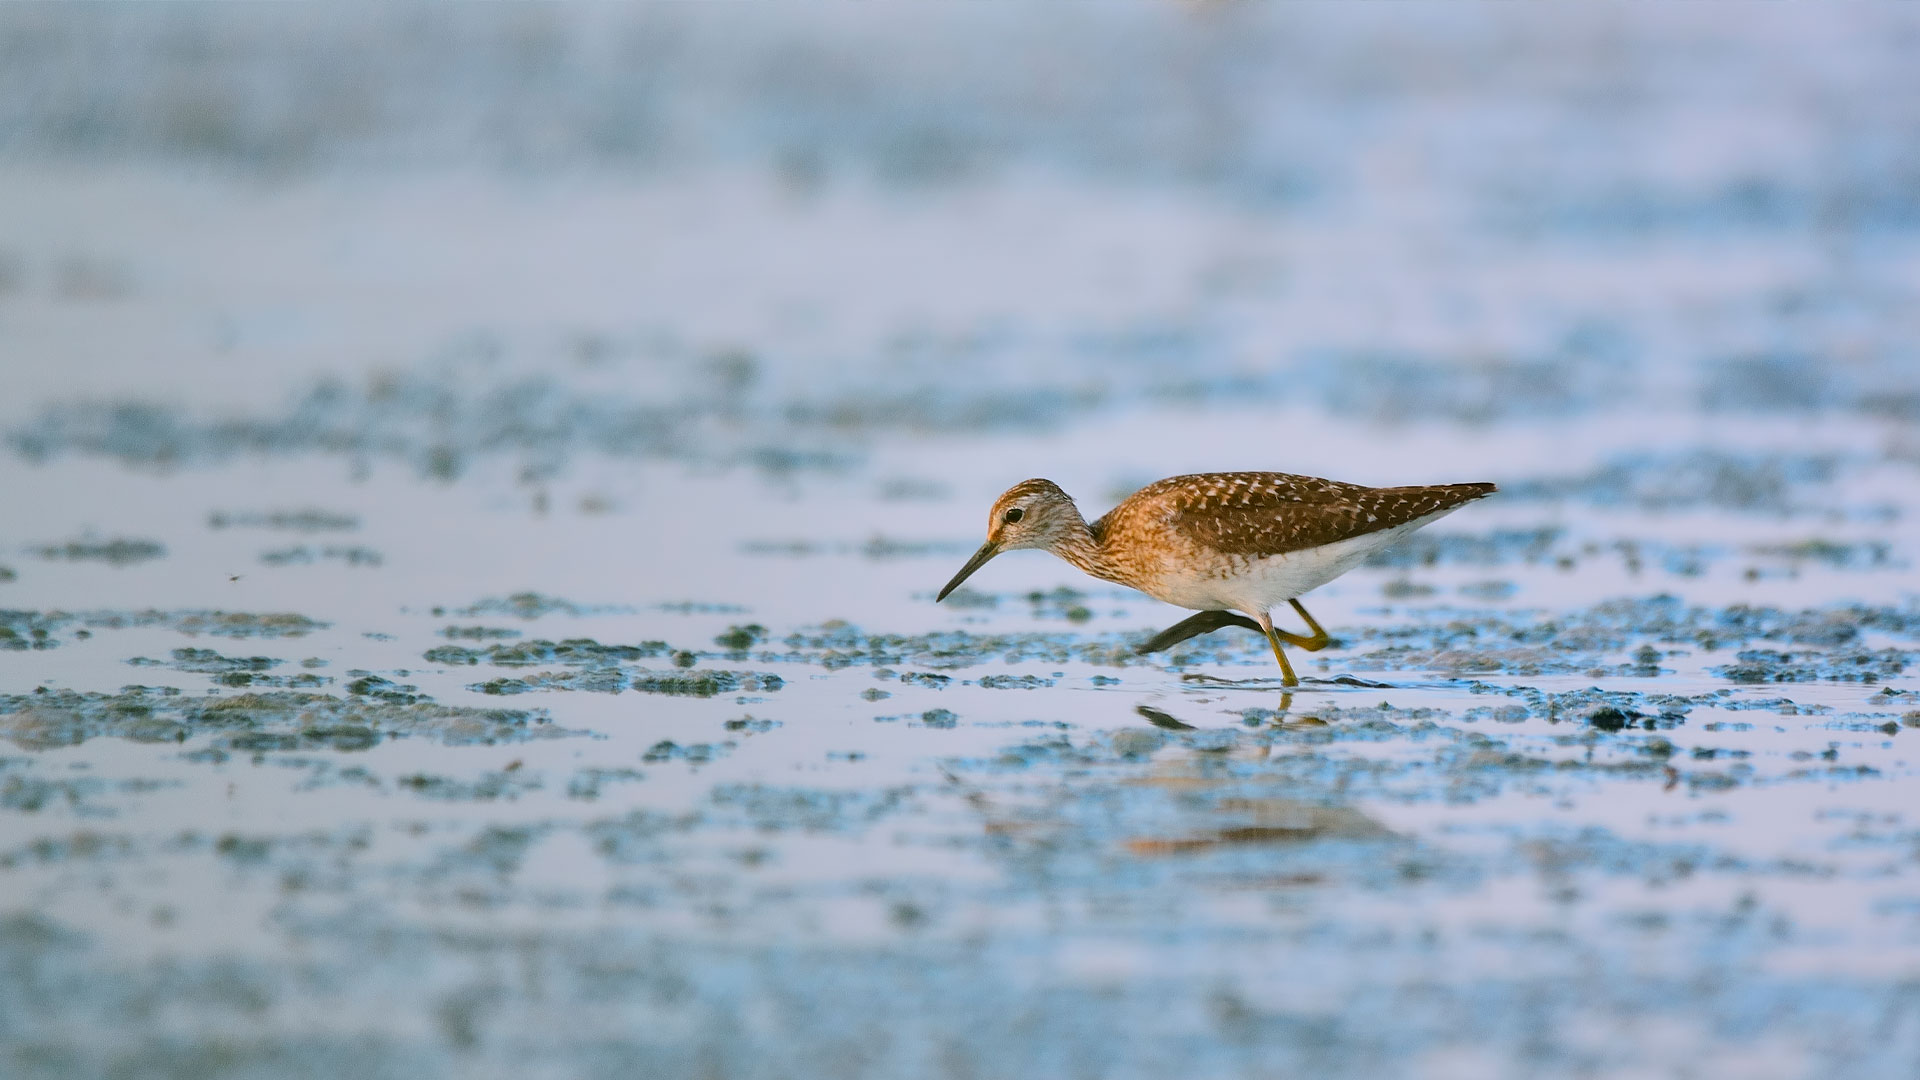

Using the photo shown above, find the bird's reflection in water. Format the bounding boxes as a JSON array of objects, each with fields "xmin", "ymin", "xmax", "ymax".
[
  {"xmin": 948, "ymin": 698, "xmax": 1386, "ymax": 864},
  {"xmin": 1113, "ymin": 701, "xmax": 1391, "ymax": 857},
  {"xmin": 1120, "ymin": 787, "xmax": 1392, "ymax": 858},
  {"xmin": 1138, "ymin": 695, "xmax": 1328, "ymax": 731}
]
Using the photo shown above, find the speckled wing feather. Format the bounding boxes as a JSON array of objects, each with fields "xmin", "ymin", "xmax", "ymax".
[{"xmin": 1095, "ymin": 472, "xmax": 1495, "ymax": 558}]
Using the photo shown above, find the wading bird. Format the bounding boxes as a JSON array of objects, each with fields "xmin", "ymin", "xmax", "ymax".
[{"xmin": 937, "ymin": 472, "xmax": 1496, "ymax": 686}]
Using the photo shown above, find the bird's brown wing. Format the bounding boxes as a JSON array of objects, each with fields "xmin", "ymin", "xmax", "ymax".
[{"xmin": 1100, "ymin": 472, "xmax": 1495, "ymax": 558}]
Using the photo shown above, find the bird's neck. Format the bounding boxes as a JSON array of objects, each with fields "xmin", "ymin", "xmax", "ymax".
[{"xmin": 1048, "ymin": 510, "xmax": 1122, "ymax": 583}]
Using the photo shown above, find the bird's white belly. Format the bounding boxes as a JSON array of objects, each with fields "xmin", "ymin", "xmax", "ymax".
[{"xmin": 1141, "ymin": 511, "xmax": 1454, "ymax": 614}]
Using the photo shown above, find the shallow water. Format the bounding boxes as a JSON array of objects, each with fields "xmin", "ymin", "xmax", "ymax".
[{"xmin": 4, "ymin": 6, "xmax": 1920, "ymax": 1079}]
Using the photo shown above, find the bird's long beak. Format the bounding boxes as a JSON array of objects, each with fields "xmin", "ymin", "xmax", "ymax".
[{"xmin": 936, "ymin": 540, "xmax": 999, "ymax": 601}]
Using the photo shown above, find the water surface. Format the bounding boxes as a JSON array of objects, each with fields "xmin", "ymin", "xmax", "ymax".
[{"xmin": 3, "ymin": 6, "xmax": 1920, "ymax": 1078}]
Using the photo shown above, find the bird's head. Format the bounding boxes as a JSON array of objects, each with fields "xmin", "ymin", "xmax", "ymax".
[{"xmin": 936, "ymin": 479, "xmax": 1079, "ymax": 601}]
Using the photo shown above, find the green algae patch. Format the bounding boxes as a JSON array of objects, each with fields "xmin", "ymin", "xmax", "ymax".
[
  {"xmin": 1343, "ymin": 597, "xmax": 1919, "ymax": 680},
  {"xmin": 1024, "ymin": 587, "xmax": 1096, "ymax": 623},
  {"xmin": 430, "ymin": 598, "xmax": 1920, "ymax": 698},
  {"xmin": 468, "ymin": 666, "xmax": 783, "ymax": 696},
  {"xmin": 472, "ymin": 669, "xmax": 630, "ymax": 695},
  {"xmin": 976, "ymin": 674, "xmax": 1055, "ymax": 689},
  {"xmin": 12, "ymin": 609, "xmax": 331, "ymax": 646},
  {"xmin": 782, "ymin": 623, "xmax": 1148, "ymax": 671},
  {"xmin": 1365, "ymin": 526, "xmax": 1565, "ymax": 569},
  {"xmin": 631, "ymin": 669, "xmax": 784, "ymax": 697},
  {"xmin": 0, "ymin": 703, "xmax": 109, "ymax": 750},
  {"xmin": 438, "ymin": 625, "xmax": 523, "ymax": 641},
  {"xmin": 344, "ymin": 674, "xmax": 423, "ymax": 703},
  {"xmin": 1714, "ymin": 647, "xmax": 1908, "ymax": 684},
  {"xmin": 0, "ymin": 612, "xmax": 61, "ymax": 651},
  {"xmin": 32, "ymin": 538, "xmax": 166, "ymax": 566},
  {"xmin": 1502, "ymin": 448, "xmax": 1842, "ymax": 515},
  {"xmin": 125, "ymin": 647, "xmax": 333, "ymax": 689},
  {"xmin": 0, "ymin": 687, "xmax": 568, "ymax": 750},
  {"xmin": 130, "ymin": 647, "xmax": 280, "ymax": 674},
  {"xmin": 395, "ymin": 768, "xmax": 545, "ymax": 802},
  {"xmin": 714, "ymin": 624, "xmax": 768, "ymax": 650},
  {"xmin": 424, "ymin": 638, "xmax": 669, "ymax": 667},
  {"xmin": 453, "ymin": 593, "xmax": 631, "ymax": 619},
  {"xmin": 1750, "ymin": 538, "xmax": 1895, "ymax": 569},
  {"xmin": 208, "ymin": 508, "xmax": 360, "ymax": 531},
  {"xmin": 1240, "ymin": 702, "xmax": 1453, "ymax": 731},
  {"xmin": 167, "ymin": 611, "xmax": 328, "ymax": 638},
  {"xmin": 642, "ymin": 739, "xmax": 734, "ymax": 764},
  {"xmin": 705, "ymin": 783, "xmax": 914, "ymax": 832},
  {"xmin": 260, "ymin": 545, "xmax": 384, "ymax": 568},
  {"xmin": 3, "ymin": 773, "xmax": 179, "ymax": 814}
]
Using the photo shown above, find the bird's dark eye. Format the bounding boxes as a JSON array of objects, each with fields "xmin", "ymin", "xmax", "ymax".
[{"xmin": 1003, "ymin": 507, "xmax": 1025, "ymax": 524}]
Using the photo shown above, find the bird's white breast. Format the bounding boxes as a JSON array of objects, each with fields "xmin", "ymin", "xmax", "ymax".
[{"xmin": 1138, "ymin": 508, "xmax": 1458, "ymax": 615}]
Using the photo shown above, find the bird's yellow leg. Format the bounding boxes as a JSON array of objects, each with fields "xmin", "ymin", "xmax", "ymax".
[
  {"xmin": 1272, "ymin": 598, "xmax": 1331, "ymax": 652},
  {"xmin": 1255, "ymin": 611, "xmax": 1301, "ymax": 687}
]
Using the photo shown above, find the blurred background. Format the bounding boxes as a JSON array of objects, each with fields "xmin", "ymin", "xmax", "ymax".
[{"xmin": 3, "ymin": 5, "xmax": 1919, "ymax": 1079}]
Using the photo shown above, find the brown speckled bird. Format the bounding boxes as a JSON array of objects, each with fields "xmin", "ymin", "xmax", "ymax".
[{"xmin": 936, "ymin": 471, "xmax": 1496, "ymax": 686}]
